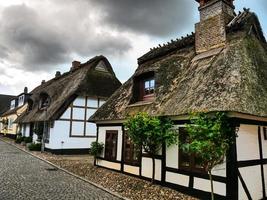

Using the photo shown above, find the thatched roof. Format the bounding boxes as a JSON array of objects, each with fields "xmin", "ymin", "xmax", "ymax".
[
  {"xmin": 16, "ymin": 56, "xmax": 121, "ymax": 123},
  {"xmin": 91, "ymin": 10, "xmax": 267, "ymax": 122},
  {"xmin": 0, "ymin": 94, "xmax": 16, "ymax": 116}
]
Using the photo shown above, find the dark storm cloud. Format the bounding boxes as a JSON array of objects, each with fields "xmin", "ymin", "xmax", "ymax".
[
  {"xmin": 0, "ymin": 4, "xmax": 131, "ymax": 71},
  {"xmin": 92, "ymin": 0, "xmax": 195, "ymax": 37}
]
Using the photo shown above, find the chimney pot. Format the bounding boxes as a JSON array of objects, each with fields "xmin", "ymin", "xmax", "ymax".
[
  {"xmin": 24, "ymin": 87, "xmax": 28, "ymax": 94},
  {"xmin": 41, "ymin": 80, "xmax": 46, "ymax": 85},
  {"xmin": 55, "ymin": 71, "xmax": 61, "ymax": 78}
]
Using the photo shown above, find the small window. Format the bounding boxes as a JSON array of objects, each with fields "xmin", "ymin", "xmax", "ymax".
[
  {"xmin": 141, "ymin": 77, "xmax": 155, "ymax": 101},
  {"xmin": 123, "ymin": 133, "xmax": 141, "ymax": 166},
  {"xmin": 105, "ymin": 131, "xmax": 118, "ymax": 161},
  {"xmin": 179, "ymin": 127, "xmax": 205, "ymax": 173},
  {"xmin": 27, "ymin": 99, "xmax": 34, "ymax": 112},
  {"xmin": 39, "ymin": 93, "xmax": 50, "ymax": 109},
  {"xmin": 144, "ymin": 79, "xmax": 155, "ymax": 96}
]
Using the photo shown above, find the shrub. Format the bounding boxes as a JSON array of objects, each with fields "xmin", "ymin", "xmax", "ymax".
[
  {"xmin": 28, "ymin": 143, "xmax": 41, "ymax": 151},
  {"xmin": 90, "ymin": 141, "xmax": 104, "ymax": 157},
  {"xmin": 24, "ymin": 137, "xmax": 33, "ymax": 143},
  {"xmin": 15, "ymin": 136, "xmax": 24, "ymax": 144}
]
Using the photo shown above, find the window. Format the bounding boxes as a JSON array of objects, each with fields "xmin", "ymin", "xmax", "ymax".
[
  {"xmin": 105, "ymin": 131, "xmax": 118, "ymax": 161},
  {"xmin": 8, "ymin": 118, "xmax": 14, "ymax": 129},
  {"xmin": 123, "ymin": 133, "xmax": 141, "ymax": 166},
  {"xmin": 179, "ymin": 127, "xmax": 204, "ymax": 173},
  {"xmin": 39, "ymin": 93, "xmax": 50, "ymax": 109},
  {"xmin": 144, "ymin": 79, "xmax": 155, "ymax": 96},
  {"xmin": 10, "ymin": 100, "xmax": 16, "ymax": 110},
  {"xmin": 142, "ymin": 78, "xmax": 155, "ymax": 101},
  {"xmin": 27, "ymin": 99, "xmax": 34, "ymax": 112},
  {"xmin": 18, "ymin": 95, "xmax": 24, "ymax": 106}
]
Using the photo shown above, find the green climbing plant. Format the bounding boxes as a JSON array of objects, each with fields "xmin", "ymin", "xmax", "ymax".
[
  {"xmin": 124, "ymin": 112, "xmax": 177, "ymax": 183},
  {"xmin": 180, "ymin": 112, "xmax": 234, "ymax": 200}
]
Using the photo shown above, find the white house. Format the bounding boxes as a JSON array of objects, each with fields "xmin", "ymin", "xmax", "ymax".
[
  {"xmin": 16, "ymin": 56, "xmax": 121, "ymax": 154},
  {"xmin": 90, "ymin": 1, "xmax": 267, "ymax": 199}
]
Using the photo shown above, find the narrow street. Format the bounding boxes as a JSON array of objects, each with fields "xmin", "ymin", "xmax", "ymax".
[{"xmin": 0, "ymin": 140, "xmax": 121, "ymax": 200}]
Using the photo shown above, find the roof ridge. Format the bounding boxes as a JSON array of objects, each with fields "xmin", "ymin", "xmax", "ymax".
[
  {"xmin": 138, "ymin": 33, "xmax": 195, "ymax": 65},
  {"xmin": 227, "ymin": 8, "xmax": 251, "ymax": 28},
  {"xmin": 30, "ymin": 55, "xmax": 105, "ymax": 93}
]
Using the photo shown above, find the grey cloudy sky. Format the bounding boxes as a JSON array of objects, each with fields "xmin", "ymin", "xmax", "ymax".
[{"xmin": 0, "ymin": 0, "xmax": 266, "ymax": 94}]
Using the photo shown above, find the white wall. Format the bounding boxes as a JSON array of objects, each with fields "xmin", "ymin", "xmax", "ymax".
[
  {"xmin": 45, "ymin": 120, "xmax": 95, "ymax": 149},
  {"xmin": 44, "ymin": 96, "xmax": 107, "ymax": 150},
  {"xmin": 237, "ymin": 124, "xmax": 264, "ymax": 200},
  {"xmin": 237, "ymin": 125, "xmax": 260, "ymax": 161},
  {"xmin": 239, "ymin": 166, "xmax": 262, "ymax": 200},
  {"xmin": 141, "ymin": 157, "xmax": 162, "ymax": 181}
]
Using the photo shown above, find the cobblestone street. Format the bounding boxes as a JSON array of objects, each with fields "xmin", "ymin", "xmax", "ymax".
[{"xmin": 0, "ymin": 140, "xmax": 121, "ymax": 200}]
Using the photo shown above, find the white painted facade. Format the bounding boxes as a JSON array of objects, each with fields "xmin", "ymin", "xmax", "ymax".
[
  {"xmin": 236, "ymin": 124, "xmax": 267, "ymax": 200},
  {"xmin": 96, "ymin": 123, "xmax": 267, "ymax": 199},
  {"xmin": 43, "ymin": 96, "xmax": 105, "ymax": 151},
  {"xmin": 22, "ymin": 96, "xmax": 105, "ymax": 151}
]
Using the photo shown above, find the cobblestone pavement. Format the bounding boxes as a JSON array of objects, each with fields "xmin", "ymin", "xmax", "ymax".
[{"xmin": 0, "ymin": 140, "xmax": 121, "ymax": 200}]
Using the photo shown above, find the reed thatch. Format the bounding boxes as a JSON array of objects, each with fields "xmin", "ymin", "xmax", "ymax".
[
  {"xmin": 91, "ymin": 11, "xmax": 267, "ymax": 122},
  {"xmin": 16, "ymin": 56, "xmax": 121, "ymax": 123}
]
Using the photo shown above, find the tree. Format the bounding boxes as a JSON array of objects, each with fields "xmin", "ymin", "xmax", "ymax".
[
  {"xmin": 181, "ymin": 112, "xmax": 234, "ymax": 200},
  {"xmin": 124, "ymin": 112, "xmax": 177, "ymax": 183}
]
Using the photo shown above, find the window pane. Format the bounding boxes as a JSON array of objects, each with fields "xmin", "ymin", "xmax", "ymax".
[
  {"xmin": 150, "ymin": 79, "xmax": 155, "ymax": 88},
  {"xmin": 87, "ymin": 98, "xmax": 98, "ymax": 108},
  {"xmin": 105, "ymin": 131, "xmax": 118, "ymax": 161},
  {"xmin": 145, "ymin": 81, "xmax": 150, "ymax": 89}
]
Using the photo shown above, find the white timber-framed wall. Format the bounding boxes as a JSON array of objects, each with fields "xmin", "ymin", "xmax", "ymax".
[
  {"xmin": 25, "ymin": 96, "xmax": 105, "ymax": 152},
  {"xmin": 96, "ymin": 122, "xmax": 267, "ymax": 200},
  {"xmin": 42, "ymin": 96, "xmax": 105, "ymax": 152}
]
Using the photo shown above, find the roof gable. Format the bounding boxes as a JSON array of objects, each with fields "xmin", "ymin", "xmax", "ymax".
[{"xmin": 16, "ymin": 56, "xmax": 121, "ymax": 123}]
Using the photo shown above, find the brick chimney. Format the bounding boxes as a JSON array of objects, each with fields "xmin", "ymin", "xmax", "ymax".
[
  {"xmin": 24, "ymin": 87, "xmax": 28, "ymax": 94},
  {"xmin": 71, "ymin": 60, "xmax": 81, "ymax": 71},
  {"xmin": 195, "ymin": 0, "xmax": 235, "ymax": 54}
]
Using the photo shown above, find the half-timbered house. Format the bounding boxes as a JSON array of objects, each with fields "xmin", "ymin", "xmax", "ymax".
[
  {"xmin": 0, "ymin": 88, "xmax": 29, "ymax": 138},
  {"xmin": 90, "ymin": 0, "xmax": 267, "ymax": 199},
  {"xmin": 0, "ymin": 94, "xmax": 17, "ymax": 136},
  {"xmin": 16, "ymin": 56, "xmax": 121, "ymax": 154}
]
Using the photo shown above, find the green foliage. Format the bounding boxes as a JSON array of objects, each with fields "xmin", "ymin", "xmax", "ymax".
[
  {"xmin": 28, "ymin": 143, "xmax": 41, "ymax": 151},
  {"xmin": 23, "ymin": 137, "xmax": 33, "ymax": 144},
  {"xmin": 90, "ymin": 141, "xmax": 104, "ymax": 157},
  {"xmin": 183, "ymin": 112, "xmax": 233, "ymax": 172},
  {"xmin": 124, "ymin": 112, "xmax": 177, "ymax": 155},
  {"xmin": 124, "ymin": 112, "xmax": 177, "ymax": 183},
  {"xmin": 15, "ymin": 136, "xmax": 24, "ymax": 144},
  {"xmin": 181, "ymin": 112, "xmax": 234, "ymax": 200}
]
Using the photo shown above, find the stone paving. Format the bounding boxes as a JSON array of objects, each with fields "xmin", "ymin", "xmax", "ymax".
[{"xmin": 0, "ymin": 140, "xmax": 121, "ymax": 200}]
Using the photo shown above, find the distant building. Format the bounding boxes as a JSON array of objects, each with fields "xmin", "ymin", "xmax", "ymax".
[
  {"xmin": 16, "ymin": 56, "xmax": 121, "ymax": 154},
  {"xmin": 90, "ymin": 0, "xmax": 267, "ymax": 199},
  {"xmin": 0, "ymin": 88, "xmax": 29, "ymax": 138}
]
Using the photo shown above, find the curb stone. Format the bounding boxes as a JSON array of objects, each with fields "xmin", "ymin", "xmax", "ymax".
[{"xmin": 0, "ymin": 138, "xmax": 129, "ymax": 200}]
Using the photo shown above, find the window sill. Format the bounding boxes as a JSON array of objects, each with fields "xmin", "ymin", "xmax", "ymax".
[{"xmin": 127, "ymin": 101, "xmax": 153, "ymax": 108}]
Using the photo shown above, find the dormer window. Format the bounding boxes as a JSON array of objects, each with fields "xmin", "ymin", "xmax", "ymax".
[
  {"xmin": 131, "ymin": 72, "xmax": 155, "ymax": 103},
  {"xmin": 27, "ymin": 99, "xmax": 34, "ymax": 112},
  {"xmin": 10, "ymin": 100, "xmax": 16, "ymax": 110},
  {"xmin": 39, "ymin": 93, "xmax": 50, "ymax": 110}
]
